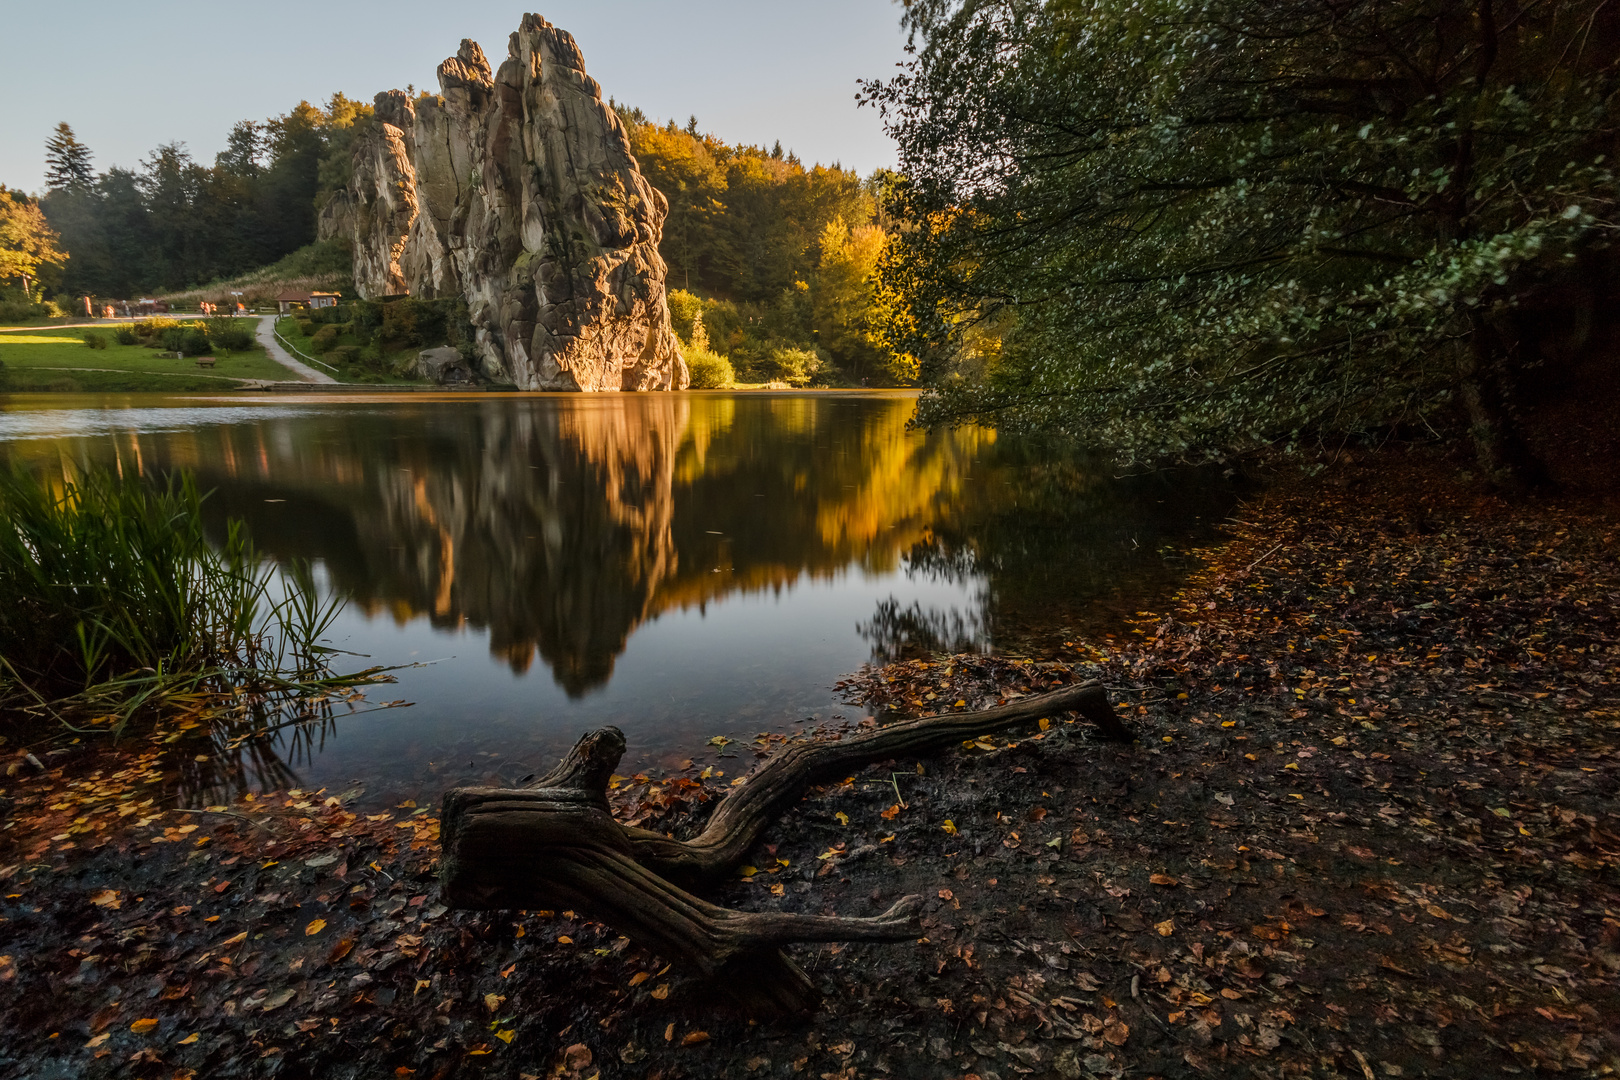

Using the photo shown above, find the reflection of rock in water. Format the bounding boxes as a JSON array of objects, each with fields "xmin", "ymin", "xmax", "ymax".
[
  {"xmin": 354, "ymin": 398, "xmax": 687, "ymax": 695},
  {"xmin": 17, "ymin": 396, "xmax": 1133, "ymax": 696}
]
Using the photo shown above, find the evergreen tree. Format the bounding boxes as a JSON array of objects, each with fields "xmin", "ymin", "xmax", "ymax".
[{"xmin": 43, "ymin": 123, "xmax": 94, "ymax": 191}]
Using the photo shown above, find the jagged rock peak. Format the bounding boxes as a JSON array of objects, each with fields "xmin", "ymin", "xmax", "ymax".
[{"xmin": 343, "ymin": 14, "xmax": 687, "ymax": 391}]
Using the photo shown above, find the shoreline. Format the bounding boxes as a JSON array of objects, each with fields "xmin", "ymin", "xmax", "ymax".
[{"xmin": 2, "ymin": 448, "xmax": 1615, "ymax": 1079}]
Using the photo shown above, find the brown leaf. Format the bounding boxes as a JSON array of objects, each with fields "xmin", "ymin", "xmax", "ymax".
[
  {"xmin": 1103, "ymin": 1019, "xmax": 1130, "ymax": 1046},
  {"xmin": 304, "ymin": 918, "xmax": 326, "ymax": 936},
  {"xmin": 1150, "ymin": 874, "xmax": 1179, "ymax": 886},
  {"xmin": 130, "ymin": 1018, "xmax": 159, "ymax": 1034},
  {"xmin": 89, "ymin": 889, "xmax": 121, "ymax": 910},
  {"xmin": 682, "ymin": 1031, "xmax": 711, "ymax": 1047},
  {"xmin": 325, "ymin": 938, "xmax": 355, "ymax": 965}
]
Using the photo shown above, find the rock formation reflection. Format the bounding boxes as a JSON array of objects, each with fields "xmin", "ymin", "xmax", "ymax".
[{"xmin": 3, "ymin": 394, "xmax": 1234, "ymax": 698}]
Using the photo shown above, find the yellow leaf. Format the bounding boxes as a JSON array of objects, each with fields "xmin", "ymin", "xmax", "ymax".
[
  {"xmin": 131, "ymin": 1018, "xmax": 160, "ymax": 1034},
  {"xmin": 89, "ymin": 889, "xmax": 121, "ymax": 909},
  {"xmin": 941, "ymin": 820, "xmax": 958, "ymax": 834},
  {"xmin": 484, "ymin": 993, "xmax": 506, "ymax": 1012},
  {"xmin": 222, "ymin": 931, "xmax": 248, "ymax": 947},
  {"xmin": 629, "ymin": 972, "xmax": 651, "ymax": 987},
  {"xmin": 834, "ymin": 812, "xmax": 849, "ymax": 826},
  {"xmin": 737, "ymin": 866, "xmax": 758, "ymax": 878},
  {"xmin": 495, "ymin": 1030, "xmax": 516, "ymax": 1044},
  {"xmin": 1038, "ymin": 717, "xmax": 1050, "ymax": 731},
  {"xmin": 650, "ymin": 984, "xmax": 670, "ymax": 1000},
  {"xmin": 557, "ymin": 934, "xmax": 573, "ymax": 944},
  {"xmin": 304, "ymin": 919, "xmax": 326, "ymax": 936},
  {"xmin": 954, "ymin": 700, "xmax": 966, "ymax": 708},
  {"xmin": 1155, "ymin": 919, "xmax": 1175, "ymax": 937},
  {"xmin": 178, "ymin": 1033, "xmax": 200, "ymax": 1046},
  {"xmin": 84, "ymin": 1034, "xmax": 110, "ymax": 1049}
]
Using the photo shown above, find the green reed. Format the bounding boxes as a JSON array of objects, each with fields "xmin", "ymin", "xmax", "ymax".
[{"xmin": 0, "ymin": 466, "xmax": 385, "ymax": 733}]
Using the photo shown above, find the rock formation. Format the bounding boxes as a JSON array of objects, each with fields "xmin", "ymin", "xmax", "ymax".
[{"xmin": 338, "ymin": 15, "xmax": 688, "ymax": 391}]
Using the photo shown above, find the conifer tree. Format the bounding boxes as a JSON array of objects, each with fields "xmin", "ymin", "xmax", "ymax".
[{"xmin": 43, "ymin": 123, "xmax": 94, "ymax": 191}]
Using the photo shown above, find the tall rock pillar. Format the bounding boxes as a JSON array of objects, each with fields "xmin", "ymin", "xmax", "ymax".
[{"xmin": 346, "ymin": 15, "xmax": 688, "ymax": 391}]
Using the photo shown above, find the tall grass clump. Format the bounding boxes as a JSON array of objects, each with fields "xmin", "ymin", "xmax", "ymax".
[{"xmin": 0, "ymin": 467, "xmax": 380, "ymax": 731}]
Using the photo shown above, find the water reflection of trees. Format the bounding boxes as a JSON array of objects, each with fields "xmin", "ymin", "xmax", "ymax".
[
  {"xmin": 856, "ymin": 442, "xmax": 1240, "ymax": 661},
  {"xmin": 11, "ymin": 397, "xmax": 1233, "ymax": 699},
  {"xmin": 23, "ymin": 395, "xmax": 981, "ymax": 697}
]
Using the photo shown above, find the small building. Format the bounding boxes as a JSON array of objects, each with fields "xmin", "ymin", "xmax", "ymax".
[
  {"xmin": 276, "ymin": 290, "xmax": 310, "ymax": 314},
  {"xmin": 309, "ymin": 292, "xmax": 341, "ymax": 309}
]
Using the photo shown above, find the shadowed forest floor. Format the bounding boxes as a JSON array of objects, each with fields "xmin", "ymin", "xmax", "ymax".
[{"xmin": 2, "ymin": 446, "xmax": 1617, "ymax": 1079}]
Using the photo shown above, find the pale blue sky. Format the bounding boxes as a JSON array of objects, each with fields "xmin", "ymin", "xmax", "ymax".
[{"xmin": 1, "ymin": 1, "xmax": 908, "ymax": 192}]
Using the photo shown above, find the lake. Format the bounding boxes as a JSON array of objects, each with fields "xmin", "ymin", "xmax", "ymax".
[{"xmin": 0, "ymin": 391, "xmax": 1236, "ymax": 805}]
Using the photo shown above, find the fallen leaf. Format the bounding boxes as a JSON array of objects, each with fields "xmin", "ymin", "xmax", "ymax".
[
  {"xmin": 1103, "ymin": 1019, "xmax": 1130, "ymax": 1046},
  {"xmin": 304, "ymin": 918, "xmax": 326, "ymax": 936},
  {"xmin": 938, "ymin": 889, "xmax": 954, "ymax": 901},
  {"xmin": 326, "ymin": 938, "xmax": 355, "ymax": 964},
  {"xmin": 130, "ymin": 1018, "xmax": 159, "ymax": 1034},
  {"xmin": 495, "ymin": 1030, "xmax": 516, "ymax": 1044},
  {"xmin": 89, "ymin": 889, "xmax": 121, "ymax": 910},
  {"xmin": 942, "ymin": 820, "xmax": 958, "ymax": 834},
  {"xmin": 261, "ymin": 988, "xmax": 295, "ymax": 1012},
  {"xmin": 1155, "ymin": 919, "xmax": 1175, "ymax": 937},
  {"xmin": 834, "ymin": 812, "xmax": 849, "ymax": 826},
  {"xmin": 222, "ymin": 931, "xmax": 248, "ymax": 947},
  {"xmin": 484, "ymin": 993, "xmax": 506, "ymax": 1012},
  {"xmin": 1150, "ymin": 874, "xmax": 1179, "ymax": 886},
  {"xmin": 629, "ymin": 972, "xmax": 651, "ymax": 987},
  {"xmin": 650, "ymin": 984, "xmax": 671, "ymax": 1000},
  {"xmin": 682, "ymin": 1031, "xmax": 710, "ymax": 1047}
]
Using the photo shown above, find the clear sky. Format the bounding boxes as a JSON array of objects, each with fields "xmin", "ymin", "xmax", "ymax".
[{"xmin": 0, "ymin": 1, "xmax": 908, "ymax": 192}]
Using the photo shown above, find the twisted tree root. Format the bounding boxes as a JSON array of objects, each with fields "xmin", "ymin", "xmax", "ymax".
[{"xmin": 439, "ymin": 680, "xmax": 1124, "ymax": 1013}]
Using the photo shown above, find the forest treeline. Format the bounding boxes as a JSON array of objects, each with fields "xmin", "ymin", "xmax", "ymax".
[
  {"xmin": 615, "ymin": 105, "xmax": 909, "ymax": 386},
  {"xmin": 30, "ymin": 98, "xmax": 372, "ymax": 300},
  {"xmin": 4, "ymin": 99, "xmax": 912, "ymax": 385}
]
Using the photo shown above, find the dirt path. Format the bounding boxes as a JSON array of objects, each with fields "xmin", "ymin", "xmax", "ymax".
[{"xmin": 255, "ymin": 318, "xmax": 338, "ymax": 384}]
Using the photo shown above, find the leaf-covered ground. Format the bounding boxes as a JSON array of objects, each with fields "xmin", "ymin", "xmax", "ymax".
[{"xmin": 2, "ymin": 450, "xmax": 1617, "ymax": 1079}]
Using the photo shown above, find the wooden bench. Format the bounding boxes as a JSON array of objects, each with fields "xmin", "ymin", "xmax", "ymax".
[{"xmin": 195, "ymin": 356, "xmax": 216, "ymax": 369}]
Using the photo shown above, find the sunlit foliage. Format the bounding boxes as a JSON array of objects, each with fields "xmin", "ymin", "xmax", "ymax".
[{"xmin": 864, "ymin": 0, "xmax": 1620, "ymax": 488}]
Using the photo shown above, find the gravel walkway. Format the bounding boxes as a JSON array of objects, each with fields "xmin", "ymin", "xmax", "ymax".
[{"xmin": 255, "ymin": 316, "xmax": 338, "ymax": 384}]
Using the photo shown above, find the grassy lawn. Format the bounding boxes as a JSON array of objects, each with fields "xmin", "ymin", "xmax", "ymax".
[
  {"xmin": 0, "ymin": 321, "xmax": 292, "ymax": 392},
  {"xmin": 273, "ymin": 317, "xmax": 425, "ymax": 385}
]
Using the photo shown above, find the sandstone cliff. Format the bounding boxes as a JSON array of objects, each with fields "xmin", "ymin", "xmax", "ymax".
[{"xmin": 341, "ymin": 15, "xmax": 688, "ymax": 391}]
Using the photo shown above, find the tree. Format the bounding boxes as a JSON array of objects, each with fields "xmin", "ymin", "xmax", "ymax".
[
  {"xmin": 864, "ymin": 0, "xmax": 1620, "ymax": 490},
  {"xmin": 43, "ymin": 123, "xmax": 94, "ymax": 191},
  {"xmin": 0, "ymin": 187, "xmax": 67, "ymax": 298}
]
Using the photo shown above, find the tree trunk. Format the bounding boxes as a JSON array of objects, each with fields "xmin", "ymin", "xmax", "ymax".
[
  {"xmin": 439, "ymin": 680, "xmax": 1125, "ymax": 1013},
  {"xmin": 1460, "ymin": 313, "xmax": 1551, "ymax": 493}
]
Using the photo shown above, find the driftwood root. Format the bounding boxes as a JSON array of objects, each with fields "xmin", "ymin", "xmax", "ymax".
[{"xmin": 439, "ymin": 680, "xmax": 1122, "ymax": 1013}]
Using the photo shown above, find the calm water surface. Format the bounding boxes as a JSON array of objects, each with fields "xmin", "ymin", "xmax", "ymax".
[{"xmin": 0, "ymin": 391, "xmax": 1235, "ymax": 804}]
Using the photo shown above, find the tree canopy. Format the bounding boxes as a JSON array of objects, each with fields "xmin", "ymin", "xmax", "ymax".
[
  {"xmin": 0, "ymin": 187, "xmax": 65, "ymax": 299},
  {"xmin": 619, "ymin": 109, "xmax": 912, "ymax": 384},
  {"xmin": 39, "ymin": 99, "xmax": 372, "ymax": 298},
  {"xmin": 864, "ymin": 0, "xmax": 1620, "ymax": 488}
]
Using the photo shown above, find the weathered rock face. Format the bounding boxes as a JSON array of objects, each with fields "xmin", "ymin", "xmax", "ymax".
[{"xmin": 343, "ymin": 15, "xmax": 688, "ymax": 391}]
